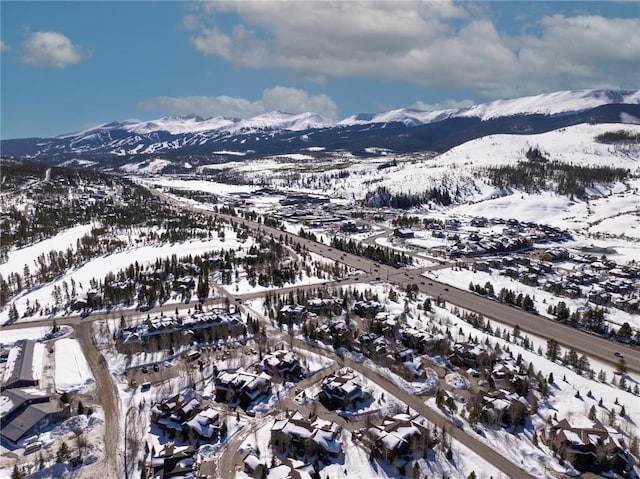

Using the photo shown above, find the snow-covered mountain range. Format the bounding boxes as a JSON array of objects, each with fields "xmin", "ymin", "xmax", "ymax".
[{"xmin": 2, "ymin": 89, "xmax": 639, "ymax": 168}]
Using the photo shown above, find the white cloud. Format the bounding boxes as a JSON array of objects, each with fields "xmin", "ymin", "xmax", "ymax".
[
  {"xmin": 137, "ymin": 86, "xmax": 338, "ymax": 119},
  {"xmin": 20, "ymin": 31, "xmax": 89, "ymax": 68},
  {"xmin": 186, "ymin": 3, "xmax": 640, "ymax": 99},
  {"xmin": 0, "ymin": 41, "xmax": 8, "ymax": 53}
]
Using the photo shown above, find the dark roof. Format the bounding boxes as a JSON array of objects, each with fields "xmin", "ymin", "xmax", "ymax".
[
  {"xmin": 1, "ymin": 401, "xmax": 62, "ymax": 444},
  {"xmin": 2, "ymin": 340, "xmax": 38, "ymax": 389},
  {"xmin": 0, "ymin": 388, "xmax": 49, "ymax": 423}
]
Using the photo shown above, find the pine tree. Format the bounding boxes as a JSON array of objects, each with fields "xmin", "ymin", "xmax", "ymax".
[
  {"xmin": 56, "ymin": 442, "xmax": 71, "ymax": 463},
  {"xmin": 11, "ymin": 465, "xmax": 25, "ymax": 479}
]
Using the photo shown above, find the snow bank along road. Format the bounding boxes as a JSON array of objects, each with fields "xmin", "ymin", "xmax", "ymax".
[{"xmin": 150, "ymin": 186, "xmax": 640, "ymax": 374}]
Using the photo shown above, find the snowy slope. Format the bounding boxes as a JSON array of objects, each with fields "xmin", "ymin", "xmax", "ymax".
[
  {"xmin": 341, "ymin": 89, "xmax": 640, "ymax": 126},
  {"xmin": 436, "ymin": 122, "xmax": 640, "ymax": 169},
  {"xmin": 456, "ymin": 89, "xmax": 640, "ymax": 120}
]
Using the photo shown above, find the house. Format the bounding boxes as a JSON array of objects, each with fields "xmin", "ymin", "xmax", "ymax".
[
  {"xmin": 243, "ymin": 453, "xmax": 266, "ymax": 478},
  {"xmin": 270, "ymin": 411, "xmax": 342, "ymax": 461},
  {"xmin": 260, "ymin": 350, "xmax": 303, "ymax": 382},
  {"xmin": 150, "ymin": 389, "xmax": 224, "ymax": 443},
  {"xmin": 366, "ymin": 413, "xmax": 431, "ymax": 463},
  {"xmin": 355, "ymin": 333, "xmax": 389, "ymax": 359},
  {"xmin": 353, "ymin": 300, "xmax": 383, "ymax": 318},
  {"xmin": 480, "ymin": 389, "xmax": 528, "ymax": 426},
  {"xmin": 306, "ymin": 298, "xmax": 343, "ymax": 317},
  {"xmin": 278, "ymin": 304, "xmax": 308, "ymax": 323},
  {"xmin": 393, "ymin": 228, "xmax": 414, "ymax": 239},
  {"xmin": 215, "ymin": 369, "xmax": 271, "ymax": 408},
  {"xmin": 448, "ymin": 342, "xmax": 495, "ymax": 370},
  {"xmin": 0, "ymin": 389, "xmax": 66, "ymax": 446},
  {"xmin": 368, "ymin": 312, "xmax": 399, "ymax": 338},
  {"xmin": 542, "ymin": 419, "xmax": 631, "ymax": 474},
  {"xmin": 2, "ymin": 340, "xmax": 44, "ymax": 390},
  {"xmin": 146, "ymin": 442, "xmax": 196, "ymax": 479},
  {"xmin": 184, "ymin": 408, "xmax": 220, "ymax": 441},
  {"xmin": 542, "ymin": 248, "xmax": 570, "ymax": 262},
  {"xmin": 318, "ymin": 369, "xmax": 369, "ymax": 411},
  {"xmin": 399, "ymin": 327, "xmax": 448, "ymax": 355}
]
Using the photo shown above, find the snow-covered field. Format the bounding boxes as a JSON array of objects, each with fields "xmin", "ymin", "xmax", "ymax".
[
  {"xmin": 0, "ymin": 223, "xmax": 95, "ymax": 279},
  {"xmin": 54, "ymin": 338, "xmax": 94, "ymax": 393},
  {"xmin": 2, "ymin": 233, "xmax": 249, "ymax": 325}
]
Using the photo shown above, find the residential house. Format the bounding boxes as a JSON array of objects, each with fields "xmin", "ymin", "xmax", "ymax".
[
  {"xmin": 215, "ymin": 369, "xmax": 271, "ymax": 408},
  {"xmin": 318, "ymin": 369, "xmax": 369, "ymax": 411},
  {"xmin": 270, "ymin": 411, "xmax": 342, "ymax": 461},
  {"xmin": 260, "ymin": 350, "xmax": 304, "ymax": 382},
  {"xmin": 366, "ymin": 413, "xmax": 431, "ymax": 464},
  {"xmin": 542, "ymin": 419, "xmax": 631, "ymax": 474}
]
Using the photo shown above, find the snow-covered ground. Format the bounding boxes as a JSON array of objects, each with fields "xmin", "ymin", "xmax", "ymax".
[
  {"xmin": 430, "ymin": 266, "xmax": 640, "ymax": 332},
  {"xmin": 0, "ymin": 223, "xmax": 95, "ymax": 279},
  {"xmin": 2, "ymin": 233, "xmax": 249, "ymax": 325},
  {"xmin": 54, "ymin": 338, "xmax": 94, "ymax": 393},
  {"xmin": 0, "ymin": 326, "xmax": 54, "ymax": 345}
]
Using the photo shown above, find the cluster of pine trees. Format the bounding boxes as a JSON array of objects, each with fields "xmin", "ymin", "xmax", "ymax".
[
  {"xmin": 594, "ymin": 129, "xmax": 640, "ymax": 144},
  {"xmin": 488, "ymin": 149, "xmax": 629, "ymax": 199},
  {"xmin": 364, "ymin": 185, "xmax": 453, "ymax": 209},
  {"xmin": 330, "ymin": 236, "xmax": 412, "ymax": 267}
]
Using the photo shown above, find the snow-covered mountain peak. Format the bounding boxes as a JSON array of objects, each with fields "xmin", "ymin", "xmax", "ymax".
[
  {"xmin": 227, "ymin": 111, "xmax": 332, "ymax": 133},
  {"xmin": 457, "ymin": 89, "xmax": 640, "ymax": 120}
]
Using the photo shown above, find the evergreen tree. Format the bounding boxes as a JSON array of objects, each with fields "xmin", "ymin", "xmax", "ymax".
[
  {"xmin": 56, "ymin": 442, "xmax": 71, "ymax": 463},
  {"xmin": 11, "ymin": 465, "xmax": 25, "ymax": 479}
]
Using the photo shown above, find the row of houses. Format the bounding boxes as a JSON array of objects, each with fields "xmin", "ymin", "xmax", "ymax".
[{"xmin": 119, "ymin": 310, "xmax": 246, "ymax": 350}]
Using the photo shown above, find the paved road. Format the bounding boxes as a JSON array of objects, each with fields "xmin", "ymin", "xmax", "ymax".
[
  {"xmin": 287, "ymin": 338, "xmax": 536, "ymax": 479},
  {"xmin": 1, "ymin": 185, "xmax": 635, "ymax": 478},
  {"xmin": 341, "ymin": 354, "xmax": 535, "ymax": 479},
  {"xmin": 148, "ymin": 187, "xmax": 639, "ymax": 374}
]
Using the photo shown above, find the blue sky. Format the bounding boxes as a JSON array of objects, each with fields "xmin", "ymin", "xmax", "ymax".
[{"xmin": 1, "ymin": 1, "xmax": 638, "ymax": 139}]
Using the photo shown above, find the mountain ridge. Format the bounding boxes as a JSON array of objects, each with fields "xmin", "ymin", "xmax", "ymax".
[{"xmin": 2, "ymin": 89, "xmax": 638, "ymax": 168}]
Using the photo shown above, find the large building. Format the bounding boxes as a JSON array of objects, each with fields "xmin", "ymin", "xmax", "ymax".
[
  {"xmin": 0, "ymin": 388, "xmax": 66, "ymax": 446},
  {"xmin": 1, "ymin": 340, "xmax": 44, "ymax": 391}
]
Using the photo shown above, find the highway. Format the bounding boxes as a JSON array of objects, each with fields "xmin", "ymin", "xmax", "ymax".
[
  {"xmin": 4, "ymin": 187, "xmax": 638, "ymax": 374},
  {"xmin": 2, "ymin": 185, "xmax": 636, "ymax": 479},
  {"xmin": 147, "ymin": 187, "xmax": 639, "ymax": 374}
]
